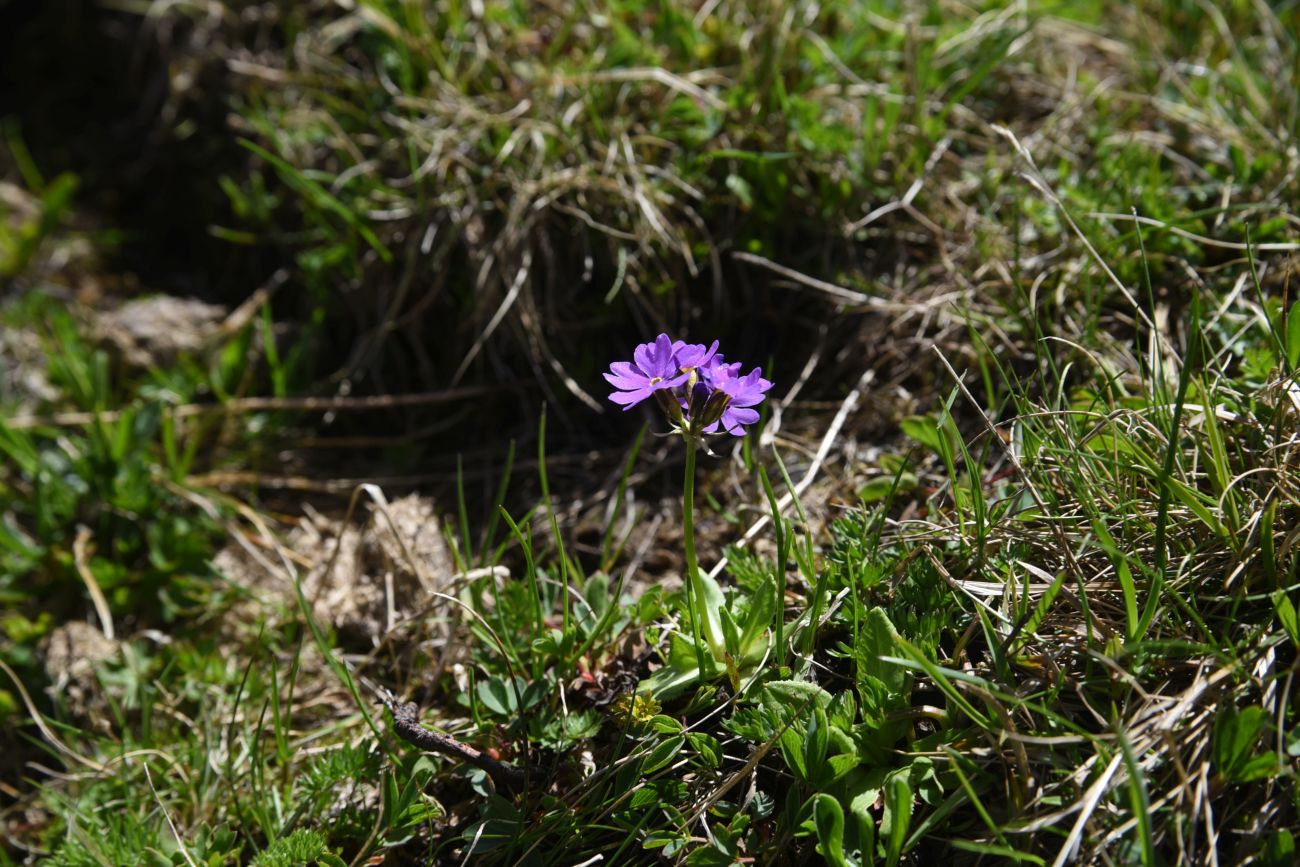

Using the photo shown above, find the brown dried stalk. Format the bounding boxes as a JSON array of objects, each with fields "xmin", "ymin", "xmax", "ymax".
[{"xmin": 385, "ymin": 699, "xmax": 536, "ymax": 792}]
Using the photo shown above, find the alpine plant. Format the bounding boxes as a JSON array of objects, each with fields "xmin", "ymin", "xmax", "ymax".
[{"xmin": 604, "ymin": 334, "xmax": 772, "ymax": 437}]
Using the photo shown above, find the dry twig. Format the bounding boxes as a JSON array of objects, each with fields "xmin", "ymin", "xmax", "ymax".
[{"xmin": 383, "ymin": 697, "xmax": 537, "ymax": 792}]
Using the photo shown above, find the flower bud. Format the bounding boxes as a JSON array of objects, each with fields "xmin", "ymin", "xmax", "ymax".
[
  {"xmin": 687, "ymin": 381, "xmax": 711, "ymax": 420},
  {"xmin": 697, "ymin": 390, "xmax": 732, "ymax": 428},
  {"xmin": 654, "ymin": 388, "xmax": 685, "ymax": 426}
]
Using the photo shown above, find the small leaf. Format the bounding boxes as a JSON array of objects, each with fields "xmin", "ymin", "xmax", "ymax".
[
  {"xmin": 724, "ymin": 706, "xmax": 774, "ymax": 742},
  {"xmin": 804, "ymin": 704, "xmax": 830, "ymax": 782},
  {"xmin": 779, "ymin": 725, "xmax": 808, "ymax": 782},
  {"xmin": 812, "ymin": 794, "xmax": 852, "ymax": 867},
  {"xmin": 629, "ymin": 787, "xmax": 660, "ymax": 810},
  {"xmin": 639, "ymin": 654, "xmax": 703, "ymax": 700},
  {"xmin": 763, "ymin": 680, "xmax": 833, "ymax": 717},
  {"xmin": 737, "ymin": 575, "xmax": 776, "ymax": 661},
  {"xmin": 858, "ymin": 472, "xmax": 917, "ymax": 503},
  {"xmin": 642, "ymin": 735, "xmax": 686, "ymax": 774},
  {"xmin": 1286, "ymin": 302, "xmax": 1300, "ymax": 368},
  {"xmin": 856, "ymin": 608, "xmax": 907, "ymax": 697},
  {"xmin": 642, "ymin": 830, "xmax": 686, "ymax": 856},
  {"xmin": 1273, "ymin": 591, "xmax": 1300, "ymax": 647},
  {"xmin": 883, "ymin": 774, "xmax": 912, "ymax": 867},
  {"xmin": 826, "ymin": 753, "xmax": 861, "ymax": 784},
  {"xmin": 720, "ymin": 605, "xmax": 743, "ymax": 660},
  {"xmin": 693, "ymin": 572, "xmax": 729, "ymax": 660},
  {"xmin": 1260, "ymin": 829, "xmax": 1297, "ymax": 867},
  {"xmin": 684, "ymin": 846, "xmax": 738, "ymax": 867},
  {"xmin": 900, "ymin": 416, "xmax": 945, "ymax": 453},
  {"xmin": 476, "ymin": 677, "xmax": 515, "ymax": 716},
  {"xmin": 1214, "ymin": 705, "xmax": 1270, "ymax": 782},
  {"xmin": 687, "ymin": 731, "xmax": 722, "ymax": 769},
  {"xmin": 649, "ymin": 714, "xmax": 683, "ymax": 734},
  {"xmin": 1234, "ymin": 751, "xmax": 1281, "ymax": 783},
  {"xmin": 828, "ymin": 691, "xmax": 857, "ymax": 731}
]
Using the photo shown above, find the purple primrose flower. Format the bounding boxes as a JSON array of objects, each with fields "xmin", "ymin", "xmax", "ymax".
[
  {"xmin": 604, "ymin": 333, "xmax": 690, "ymax": 409},
  {"xmin": 671, "ymin": 339, "xmax": 720, "ymax": 371},
  {"xmin": 605, "ymin": 334, "xmax": 772, "ymax": 437},
  {"xmin": 701, "ymin": 363, "xmax": 773, "ymax": 436}
]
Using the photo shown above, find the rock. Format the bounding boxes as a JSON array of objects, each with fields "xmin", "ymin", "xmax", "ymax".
[
  {"xmin": 369, "ymin": 494, "xmax": 455, "ymax": 590},
  {"xmin": 95, "ymin": 295, "xmax": 227, "ymax": 367},
  {"xmin": 39, "ymin": 621, "xmax": 118, "ymax": 728},
  {"xmin": 0, "ymin": 326, "xmax": 59, "ymax": 411},
  {"xmin": 212, "ymin": 494, "xmax": 454, "ymax": 647}
]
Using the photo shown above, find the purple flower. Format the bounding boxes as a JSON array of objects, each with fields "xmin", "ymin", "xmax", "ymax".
[
  {"xmin": 701, "ymin": 359, "xmax": 740, "ymax": 387},
  {"xmin": 702, "ymin": 365, "xmax": 773, "ymax": 436},
  {"xmin": 671, "ymin": 339, "xmax": 720, "ymax": 372},
  {"xmin": 605, "ymin": 334, "xmax": 772, "ymax": 437},
  {"xmin": 605, "ymin": 333, "xmax": 689, "ymax": 409}
]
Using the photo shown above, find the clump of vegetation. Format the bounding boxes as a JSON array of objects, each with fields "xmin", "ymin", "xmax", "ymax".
[{"xmin": 3, "ymin": 1, "xmax": 1300, "ymax": 865}]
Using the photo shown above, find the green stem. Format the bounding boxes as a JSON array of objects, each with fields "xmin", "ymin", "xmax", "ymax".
[
  {"xmin": 682, "ymin": 438, "xmax": 708, "ymax": 674},
  {"xmin": 538, "ymin": 407, "xmax": 570, "ymax": 634}
]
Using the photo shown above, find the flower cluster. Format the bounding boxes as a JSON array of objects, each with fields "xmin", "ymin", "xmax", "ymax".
[{"xmin": 605, "ymin": 334, "xmax": 773, "ymax": 436}]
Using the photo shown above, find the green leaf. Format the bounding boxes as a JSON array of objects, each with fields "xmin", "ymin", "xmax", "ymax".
[
  {"xmin": 779, "ymin": 724, "xmax": 808, "ymax": 782},
  {"xmin": 476, "ymin": 677, "xmax": 516, "ymax": 716},
  {"xmin": 1011, "ymin": 567, "xmax": 1067, "ymax": 651},
  {"xmin": 723, "ymin": 706, "xmax": 774, "ymax": 742},
  {"xmin": 812, "ymin": 794, "xmax": 853, "ymax": 867},
  {"xmin": 858, "ymin": 471, "xmax": 917, "ymax": 503},
  {"xmin": 1273, "ymin": 591, "xmax": 1300, "ymax": 647},
  {"xmin": 1233, "ymin": 751, "xmax": 1282, "ymax": 783},
  {"xmin": 1286, "ymin": 302, "xmax": 1300, "ymax": 368},
  {"xmin": 947, "ymin": 840, "xmax": 1044, "ymax": 865},
  {"xmin": 883, "ymin": 774, "xmax": 912, "ymax": 867},
  {"xmin": 804, "ymin": 704, "xmax": 830, "ymax": 782},
  {"xmin": 720, "ymin": 604, "xmax": 743, "ymax": 663},
  {"xmin": 643, "ymin": 830, "xmax": 687, "ymax": 858},
  {"xmin": 737, "ymin": 576, "xmax": 776, "ymax": 661},
  {"xmin": 828, "ymin": 691, "xmax": 857, "ymax": 731},
  {"xmin": 639, "ymin": 632, "xmax": 711, "ymax": 700},
  {"xmin": 1091, "ymin": 519, "xmax": 1140, "ymax": 639},
  {"xmin": 650, "ymin": 714, "xmax": 684, "ymax": 734},
  {"xmin": 1163, "ymin": 475, "xmax": 1227, "ymax": 539},
  {"xmin": 844, "ymin": 769, "xmax": 885, "ymax": 858},
  {"xmin": 639, "ymin": 664, "xmax": 702, "ymax": 701},
  {"xmin": 1260, "ymin": 830, "xmax": 1297, "ymax": 867},
  {"xmin": 693, "ymin": 571, "xmax": 729, "ymax": 660},
  {"xmin": 899, "ymin": 416, "xmax": 945, "ymax": 453},
  {"xmin": 642, "ymin": 735, "xmax": 686, "ymax": 774},
  {"xmin": 684, "ymin": 845, "xmax": 737, "ymax": 867},
  {"xmin": 763, "ymin": 679, "xmax": 833, "ymax": 717},
  {"xmin": 1214, "ymin": 705, "xmax": 1272, "ymax": 782},
  {"xmin": 564, "ymin": 710, "xmax": 602, "ymax": 740},
  {"xmin": 826, "ymin": 753, "xmax": 862, "ymax": 784},
  {"xmin": 629, "ymin": 787, "xmax": 660, "ymax": 810},
  {"xmin": 856, "ymin": 608, "xmax": 907, "ymax": 697},
  {"xmin": 687, "ymin": 732, "xmax": 722, "ymax": 769}
]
